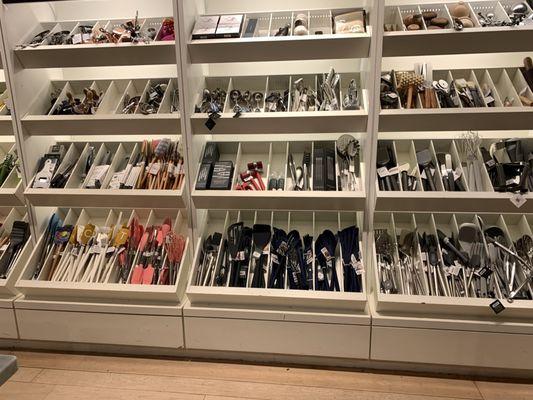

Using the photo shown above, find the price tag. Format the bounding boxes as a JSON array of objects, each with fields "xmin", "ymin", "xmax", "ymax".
[
  {"xmin": 149, "ymin": 162, "xmax": 161, "ymax": 175},
  {"xmin": 377, "ymin": 167, "xmax": 389, "ymax": 178},
  {"xmin": 317, "ymin": 270, "xmax": 325, "ymax": 281},
  {"xmin": 490, "ymin": 299, "xmax": 505, "ymax": 315},
  {"xmin": 453, "ymin": 168, "xmax": 462, "ymax": 181},
  {"xmin": 388, "ymin": 166, "xmax": 399, "ymax": 176},
  {"xmin": 321, "ymin": 247, "xmax": 333, "ymax": 261},
  {"xmin": 252, "ymin": 251, "xmax": 261, "ymax": 259},
  {"xmin": 168, "ymin": 163, "xmax": 176, "ymax": 176},
  {"xmin": 511, "ymin": 193, "xmax": 527, "ymax": 209}
]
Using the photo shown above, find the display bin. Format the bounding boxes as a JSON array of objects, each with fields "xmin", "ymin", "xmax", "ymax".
[
  {"xmin": 191, "ymin": 139, "xmax": 366, "ymax": 211},
  {"xmin": 21, "ymin": 78, "xmax": 181, "ymax": 136},
  {"xmin": 370, "ymin": 211, "xmax": 533, "ymax": 369},
  {"xmin": 184, "ymin": 209, "xmax": 370, "ymax": 358},
  {"xmin": 380, "ymin": 68, "xmax": 533, "ymax": 132},
  {"xmin": 382, "ymin": 1, "xmax": 533, "ymax": 57},
  {"xmin": 24, "ymin": 140, "xmax": 187, "ymax": 209},
  {"xmin": 190, "ymin": 73, "xmax": 368, "ymax": 134},
  {"xmin": 14, "ymin": 16, "xmax": 177, "ymax": 68},
  {"xmin": 187, "ymin": 8, "xmax": 371, "ymax": 63}
]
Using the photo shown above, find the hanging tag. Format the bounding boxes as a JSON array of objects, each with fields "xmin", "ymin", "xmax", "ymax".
[
  {"xmin": 490, "ymin": 299, "xmax": 505, "ymax": 315},
  {"xmin": 388, "ymin": 166, "xmax": 399, "ymax": 176},
  {"xmin": 377, "ymin": 167, "xmax": 389, "ymax": 178},
  {"xmin": 355, "ymin": 262, "xmax": 365, "ymax": 275},
  {"xmin": 252, "ymin": 251, "xmax": 261, "ymax": 259},
  {"xmin": 149, "ymin": 162, "xmax": 161, "ymax": 175},
  {"xmin": 510, "ymin": 193, "xmax": 527, "ymax": 209},
  {"xmin": 453, "ymin": 168, "xmax": 462, "ymax": 181},
  {"xmin": 317, "ymin": 270, "xmax": 325, "ymax": 281},
  {"xmin": 420, "ymin": 170, "xmax": 427, "ymax": 179},
  {"xmin": 270, "ymin": 253, "xmax": 279, "ymax": 264},
  {"xmin": 321, "ymin": 247, "xmax": 333, "ymax": 261},
  {"xmin": 106, "ymin": 246, "xmax": 116, "ymax": 254},
  {"xmin": 168, "ymin": 163, "xmax": 176, "ymax": 177},
  {"xmin": 236, "ymin": 251, "xmax": 245, "ymax": 261}
]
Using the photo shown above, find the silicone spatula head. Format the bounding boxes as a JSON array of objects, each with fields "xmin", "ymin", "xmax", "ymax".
[
  {"xmin": 416, "ymin": 149, "xmax": 432, "ymax": 168},
  {"xmin": 227, "ymin": 222, "xmax": 244, "ymax": 258},
  {"xmin": 376, "ymin": 145, "xmax": 390, "ymax": 168},
  {"xmin": 252, "ymin": 224, "xmax": 272, "ymax": 251},
  {"xmin": 458, "ymin": 223, "xmax": 480, "ymax": 254}
]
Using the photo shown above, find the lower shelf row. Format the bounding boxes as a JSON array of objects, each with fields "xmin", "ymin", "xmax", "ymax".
[{"xmin": 2, "ymin": 207, "xmax": 533, "ymax": 319}]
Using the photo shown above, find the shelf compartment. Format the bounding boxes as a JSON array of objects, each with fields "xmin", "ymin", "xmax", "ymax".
[
  {"xmin": 22, "ymin": 78, "xmax": 181, "ymax": 135},
  {"xmin": 0, "ymin": 84, "xmax": 13, "ymax": 135},
  {"xmin": 383, "ymin": 2, "xmax": 533, "ymax": 57},
  {"xmin": 192, "ymin": 140, "xmax": 365, "ymax": 211},
  {"xmin": 192, "ymin": 73, "xmax": 367, "ymax": 134},
  {"xmin": 376, "ymin": 138, "xmax": 533, "ymax": 212},
  {"xmin": 187, "ymin": 210, "xmax": 367, "ymax": 314},
  {"xmin": 24, "ymin": 139, "xmax": 186, "ymax": 208},
  {"xmin": 189, "ymin": 8, "xmax": 369, "ymax": 62},
  {"xmin": 0, "ymin": 116, "xmax": 13, "ymax": 136},
  {"xmin": 0, "ymin": 207, "xmax": 33, "ymax": 299},
  {"xmin": 0, "ymin": 142, "xmax": 24, "ymax": 206},
  {"xmin": 380, "ymin": 66, "xmax": 533, "ymax": 131},
  {"xmin": 372, "ymin": 212, "xmax": 533, "ymax": 321},
  {"xmin": 15, "ymin": 16, "xmax": 176, "ymax": 68},
  {"xmin": 15, "ymin": 208, "xmax": 191, "ymax": 305}
]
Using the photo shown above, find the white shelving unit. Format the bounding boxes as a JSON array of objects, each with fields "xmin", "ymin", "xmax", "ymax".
[
  {"xmin": 178, "ymin": 0, "xmax": 377, "ymax": 360},
  {"xmin": 0, "ymin": 0, "xmax": 531, "ymax": 373},
  {"xmin": 0, "ymin": 0, "xmax": 192, "ymax": 348},
  {"xmin": 367, "ymin": 0, "xmax": 533, "ymax": 372}
]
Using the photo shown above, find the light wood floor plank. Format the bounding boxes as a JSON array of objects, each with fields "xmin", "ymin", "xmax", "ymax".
[
  {"xmin": 475, "ymin": 381, "xmax": 533, "ymax": 400},
  {"xmin": 10, "ymin": 367, "xmax": 43, "ymax": 383},
  {"xmin": 42, "ymin": 385, "xmax": 205, "ymax": 400},
  {"xmin": 0, "ymin": 381, "xmax": 55, "ymax": 400},
  {"xmin": 32, "ymin": 368, "xmax": 476, "ymax": 400},
  {"xmin": 13, "ymin": 351, "xmax": 481, "ymax": 399}
]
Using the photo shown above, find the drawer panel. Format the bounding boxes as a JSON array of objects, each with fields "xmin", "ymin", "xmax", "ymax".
[
  {"xmin": 0, "ymin": 308, "xmax": 18, "ymax": 339},
  {"xmin": 371, "ymin": 326, "xmax": 533, "ymax": 370},
  {"xmin": 185, "ymin": 316, "xmax": 370, "ymax": 359},
  {"xmin": 17, "ymin": 309, "xmax": 183, "ymax": 349}
]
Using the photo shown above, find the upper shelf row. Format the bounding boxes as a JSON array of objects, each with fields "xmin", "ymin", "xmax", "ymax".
[{"xmin": 10, "ymin": 3, "xmax": 533, "ymax": 69}]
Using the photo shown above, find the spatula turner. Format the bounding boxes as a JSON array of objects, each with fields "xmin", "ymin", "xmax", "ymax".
[
  {"xmin": 250, "ymin": 224, "xmax": 272, "ymax": 288},
  {"xmin": 226, "ymin": 222, "xmax": 243, "ymax": 287},
  {"xmin": 417, "ymin": 149, "xmax": 437, "ymax": 191}
]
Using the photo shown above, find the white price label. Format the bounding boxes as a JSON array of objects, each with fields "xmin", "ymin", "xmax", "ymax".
[
  {"xmin": 377, "ymin": 167, "xmax": 389, "ymax": 178},
  {"xmin": 511, "ymin": 193, "xmax": 527, "ymax": 209},
  {"xmin": 453, "ymin": 168, "xmax": 462, "ymax": 181}
]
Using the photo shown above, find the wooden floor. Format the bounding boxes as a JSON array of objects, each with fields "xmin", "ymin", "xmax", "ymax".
[{"xmin": 0, "ymin": 351, "xmax": 532, "ymax": 400}]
